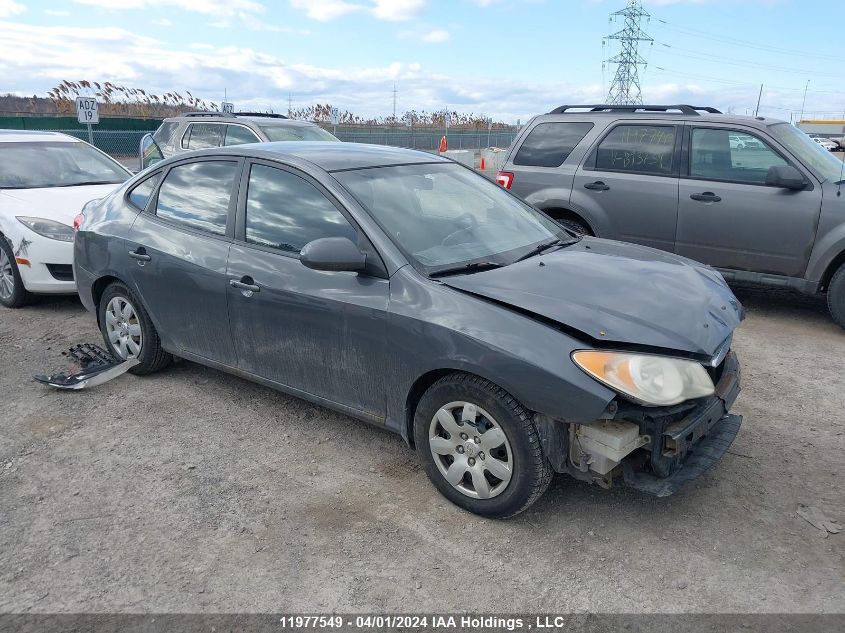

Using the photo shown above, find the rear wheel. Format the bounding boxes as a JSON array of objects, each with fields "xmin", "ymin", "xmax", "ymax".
[
  {"xmin": 0, "ymin": 236, "xmax": 32, "ymax": 309},
  {"xmin": 827, "ymin": 263, "xmax": 845, "ymax": 331},
  {"xmin": 414, "ymin": 373, "xmax": 552, "ymax": 519},
  {"xmin": 98, "ymin": 282, "xmax": 172, "ymax": 375}
]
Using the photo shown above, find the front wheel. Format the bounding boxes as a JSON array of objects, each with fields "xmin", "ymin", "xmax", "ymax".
[
  {"xmin": 98, "ymin": 282, "xmax": 172, "ymax": 375},
  {"xmin": 0, "ymin": 236, "xmax": 33, "ymax": 308},
  {"xmin": 827, "ymin": 263, "xmax": 845, "ymax": 331},
  {"xmin": 414, "ymin": 373, "xmax": 552, "ymax": 518}
]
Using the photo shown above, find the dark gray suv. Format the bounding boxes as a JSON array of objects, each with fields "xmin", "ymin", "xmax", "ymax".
[
  {"xmin": 74, "ymin": 142, "xmax": 743, "ymax": 518},
  {"xmin": 497, "ymin": 104, "xmax": 845, "ymax": 329}
]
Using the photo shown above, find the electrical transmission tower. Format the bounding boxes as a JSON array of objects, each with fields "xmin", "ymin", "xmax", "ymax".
[{"xmin": 604, "ymin": 0, "xmax": 652, "ymax": 105}]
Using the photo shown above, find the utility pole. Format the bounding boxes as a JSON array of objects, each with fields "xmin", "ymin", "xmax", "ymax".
[
  {"xmin": 754, "ymin": 84, "xmax": 763, "ymax": 116},
  {"xmin": 288, "ymin": 93, "xmax": 292, "ymax": 118},
  {"xmin": 392, "ymin": 83, "xmax": 398, "ymax": 125},
  {"xmin": 605, "ymin": 0, "xmax": 653, "ymax": 105},
  {"xmin": 799, "ymin": 80, "xmax": 810, "ymax": 124}
]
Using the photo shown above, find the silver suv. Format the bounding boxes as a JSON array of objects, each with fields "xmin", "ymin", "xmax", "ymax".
[
  {"xmin": 140, "ymin": 111, "xmax": 338, "ymax": 170},
  {"xmin": 497, "ymin": 104, "xmax": 845, "ymax": 329}
]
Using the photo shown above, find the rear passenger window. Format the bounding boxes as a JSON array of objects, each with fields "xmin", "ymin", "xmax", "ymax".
[
  {"xmin": 513, "ymin": 122, "xmax": 594, "ymax": 167},
  {"xmin": 155, "ymin": 161, "xmax": 237, "ymax": 235},
  {"xmin": 595, "ymin": 125, "xmax": 677, "ymax": 175},
  {"xmin": 127, "ymin": 173, "xmax": 161, "ymax": 210},
  {"xmin": 245, "ymin": 164, "xmax": 357, "ymax": 254},
  {"xmin": 182, "ymin": 124, "xmax": 224, "ymax": 150},
  {"xmin": 224, "ymin": 125, "xmax": 259, "ymax": 146}
]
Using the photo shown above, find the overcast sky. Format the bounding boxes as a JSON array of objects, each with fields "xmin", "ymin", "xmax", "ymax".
[{"xmin": 1, "ymin": 0, "xmax": 843, "ymax": 122}]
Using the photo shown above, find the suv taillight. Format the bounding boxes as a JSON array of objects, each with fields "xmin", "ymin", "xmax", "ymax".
[
  {"xmin": 73, "ymin": 212, "xmax": 85, "ymax": 231},
  {"xmin": 496, "ymin": 171, "xmax": 514, "ymax": 189}
]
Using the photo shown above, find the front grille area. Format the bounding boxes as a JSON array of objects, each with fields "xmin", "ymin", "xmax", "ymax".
[{"xmin": 46, "ymin": 264, "xmax": 74, "ymax": 282}]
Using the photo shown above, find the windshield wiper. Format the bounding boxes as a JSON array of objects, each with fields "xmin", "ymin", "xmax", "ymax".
[
  {"xmin": 513, "ymin": 238, "xmax": 572, "ymax": 263},
  {"xmin": 54, "ymin": 180, "xmax": 121, "ymax": 187},
  {"xmin": 429, "ymin": 261, "xmax": 505, "ymax": 278}
]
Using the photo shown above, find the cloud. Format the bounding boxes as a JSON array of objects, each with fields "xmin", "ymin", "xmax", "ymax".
[
  {"xmin": 44, "ymin": 9, "xmax": 71, "ymax": 16},
  {"xmin": 0, "ymin": 19, "xmax": 839, "ymax": 122},
  {"xmin": 289, "ymin": 0, "xmax": 425, "ymax": 22},
  {"xmin": 152, "ymin": 17, "xmax": 172, "ymax": 26},
  {"xmin": 421, "ymin": 28, "xmax": 449, "ymax": 43},
  {"xmin": 371, "ymin": 0, "xmax": 425, "ymax": 21},
  {"xmin": 0, "ymin": 0, "xmax": 24, "ymax": 18},
  {"xmin": 288, "ymin": 0, "xmax": 362, "ymax": 21},
  {"xmin": 72, "ymin": 0, "xmax": 265, "ymax": 18}
]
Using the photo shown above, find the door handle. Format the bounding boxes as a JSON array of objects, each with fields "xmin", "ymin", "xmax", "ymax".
[
  {"xmin": 128, "ymin": 249, "xmax": 151, "ymax": 262},
  {"xmin": 690, "ymin": 192, "xmax": 722, "ymax": 202},
  {"xmin": 584, "ymin": 181, "xmax": 610, "ymax": 191},
  {"xmin": 230, "ymin": 279, "xmax": 260, "ymax": 293}
]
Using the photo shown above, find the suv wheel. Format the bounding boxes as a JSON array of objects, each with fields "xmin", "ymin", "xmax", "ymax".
[
  {"xmin": 98, "ymin": 282, "xmax": 172, "ymax": 375},
  {"xmin": 414, "ymin": 373, "xmax": 552, "ymax": 519},
  {"xmin": 0, "ymin": 236, "xmax": 32, "ymax": 309},
  {"xmin": 554, "ymin": 217, "xmax": 592, "ymax": 237},
  {"xmin": 827, "ymin": 263, "xmax": 845, "ymax": 330}
]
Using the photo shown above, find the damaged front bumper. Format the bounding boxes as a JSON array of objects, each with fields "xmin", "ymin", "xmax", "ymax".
[{"xmin": 544, "ymin": 352, "xmax": 742, "ymax": 496}]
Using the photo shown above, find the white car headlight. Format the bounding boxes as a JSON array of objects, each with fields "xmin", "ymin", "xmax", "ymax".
[
  {"xmin": 16, "ymin": 217, "xmax": 74, "ymax": 242},
  {"xmin": 572, "ymin": 350, "xmax": 715, "ymax": 406}
]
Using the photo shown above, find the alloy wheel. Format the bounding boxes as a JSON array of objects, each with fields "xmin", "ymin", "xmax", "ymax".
[
  {"xmin": 105, "ymin": 296, "xmax": 143, "ymax": 359},
  {"xmin": 0, "ymin": 248, "xmax": 15, "ymax": 300},
  {"xmin": 428, "ymin": 401, "xmax": 513, "ymax": 500}
]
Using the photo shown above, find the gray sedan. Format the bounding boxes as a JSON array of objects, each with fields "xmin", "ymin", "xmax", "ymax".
[{"xmin": 73, "ymin": 142, "xmax": 744, "ymax": 518}]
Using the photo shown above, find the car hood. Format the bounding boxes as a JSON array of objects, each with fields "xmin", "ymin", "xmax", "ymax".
[
  {"xmin": 440, "ymin": 238, "xmax": 743, "ymax": 358},
  {"xmin": 0, "ymin": 184, "xmax": 120, "ymax": 224}
]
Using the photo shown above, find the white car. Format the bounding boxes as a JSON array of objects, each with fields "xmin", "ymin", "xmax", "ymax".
[
  {"xmin": 0, "ymin": 130, "xmax": 130, "ymax": 308},
  {"xmin": 812, "ymin": 136, "xmax": 838, "ymax": 151}
]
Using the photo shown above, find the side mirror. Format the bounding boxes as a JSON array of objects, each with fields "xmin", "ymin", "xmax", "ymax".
[
  {"xmin": 139, "ymin": 133, "xmax": 164, "ymax": 171},
  {"xmin": 300, "ymin": 237, "xmax": 367, "ymax": 272},
  {"xmin": 766, "ymin": 164, "xmax": 807, "ymax": 190}
]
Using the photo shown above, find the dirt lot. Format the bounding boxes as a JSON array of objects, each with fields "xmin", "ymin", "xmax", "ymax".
[{"xmin": 0, "ymin": 285, "xmax": 842, "ymax": 614}]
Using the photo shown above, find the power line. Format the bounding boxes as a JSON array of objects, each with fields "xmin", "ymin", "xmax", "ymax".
[
  {"xmin": 605, "ymin": 0, "xmax": 653, "ymax": 105},
  {"xmin": 649, "ymin": 66, "xmax": 845, "ymax": 95},
  {"xmin": 651, "ymin": 42, "xmax": 845, "ymax": 79},
  {"xmin": 652, "ymin": 19, "xmax": 845, "ymax": 63}
]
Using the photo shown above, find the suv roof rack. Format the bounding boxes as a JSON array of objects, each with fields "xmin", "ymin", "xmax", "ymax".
[
  {"xmin": 548, "ymin": 104, "xmax": 722, "ymax": 116},
  {"xmin": 234, "ymin": 112, "xmax": 288, "ymax": 119},
  {"xmin": 180, "ymin": 111, "xmax": 235, "ymax": 118}
]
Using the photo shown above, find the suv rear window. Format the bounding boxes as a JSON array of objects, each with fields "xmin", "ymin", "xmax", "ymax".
[
  {"xmin": 595, "ymin": 125, "xmax": 677, "ymax": 176},
  {"xmin": 153, "ymin": 122, "xmax": 179, "ymax": 147},
  {"xmin": 513, "ymin": 122, "xmax": 593, "ymax": 167}
]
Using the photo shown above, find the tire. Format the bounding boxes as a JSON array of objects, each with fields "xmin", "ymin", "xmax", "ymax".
[
  {"xmin": 827, "ymin": 263, "xmax": 845, "ymax": 331},
  {"xmin": 414, "ymin": 373, "xmax": 552, "ymax": 519},
  {"xmin": 554, "ymin": 217, "xmax": 592, "ymax": 237},
  {"xmin": 98, "ymin": 282, "xmax": 172, "ymax": 375},
  {"xmin": 0, "ymin": 235, "xmax": 33, "ymax": 309}
]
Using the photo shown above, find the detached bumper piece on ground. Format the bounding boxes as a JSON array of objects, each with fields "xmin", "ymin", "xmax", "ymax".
[{"xmin": 33, "ymin": 343, "xmax": 138, "ymax": 390}]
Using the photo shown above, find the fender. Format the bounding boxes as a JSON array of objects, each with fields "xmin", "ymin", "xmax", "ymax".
[{"xmin": 805, "ymin": 222, "xmax": 845, "ymax": 287}]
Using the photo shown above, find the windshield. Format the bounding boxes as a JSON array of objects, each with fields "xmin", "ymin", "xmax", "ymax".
[
  {"xmin": 769, "ymin": 123, "xmax": 844, "ymax": 183},
  {"xmin": 334, "ymin": 163, "xmax": 571, "ymax": 273},
  {"xmin": 258, "ymin": 124, "xmax": 339, "ymax": 142},
  {"xmin": 0, "ymin": 141, "xmax": 130, "ymax": 189}
]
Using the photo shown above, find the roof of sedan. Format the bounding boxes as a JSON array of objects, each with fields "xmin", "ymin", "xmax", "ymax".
[
  {"xmin": 245, "ymin": 142, "xmax": 450, "ymax": 171},
  {"xmin": 0, "ymin": 130, "xmax": 80, "ymax": 143}
]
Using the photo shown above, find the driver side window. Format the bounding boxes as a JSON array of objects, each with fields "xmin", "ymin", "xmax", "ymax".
[{"xmin": 690, "ymin": 128, "xmax": 788, "ymax": 185}]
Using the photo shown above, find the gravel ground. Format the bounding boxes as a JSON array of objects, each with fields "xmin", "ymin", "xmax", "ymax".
[{"xmin": 0, "ymin": 284, "xmax": 842, "ymax": 614}]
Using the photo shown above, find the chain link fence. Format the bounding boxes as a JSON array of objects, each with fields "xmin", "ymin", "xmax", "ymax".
[
  {"xmin": 47, "ymin": 125, "xmax": 517, "ymax": 161},
  {"xmin": 50, "ymin": 128, "xmax": 155, "ymax": 159}
]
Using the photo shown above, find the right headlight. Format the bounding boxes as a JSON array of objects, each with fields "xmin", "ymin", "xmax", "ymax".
[
  {"xmin": 572, "ymin": 350, "xmax": 715, "ymax": 407},
  {"xmin": 16, "ymin": 216, "xmax": 75, "ymax": 242}
]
